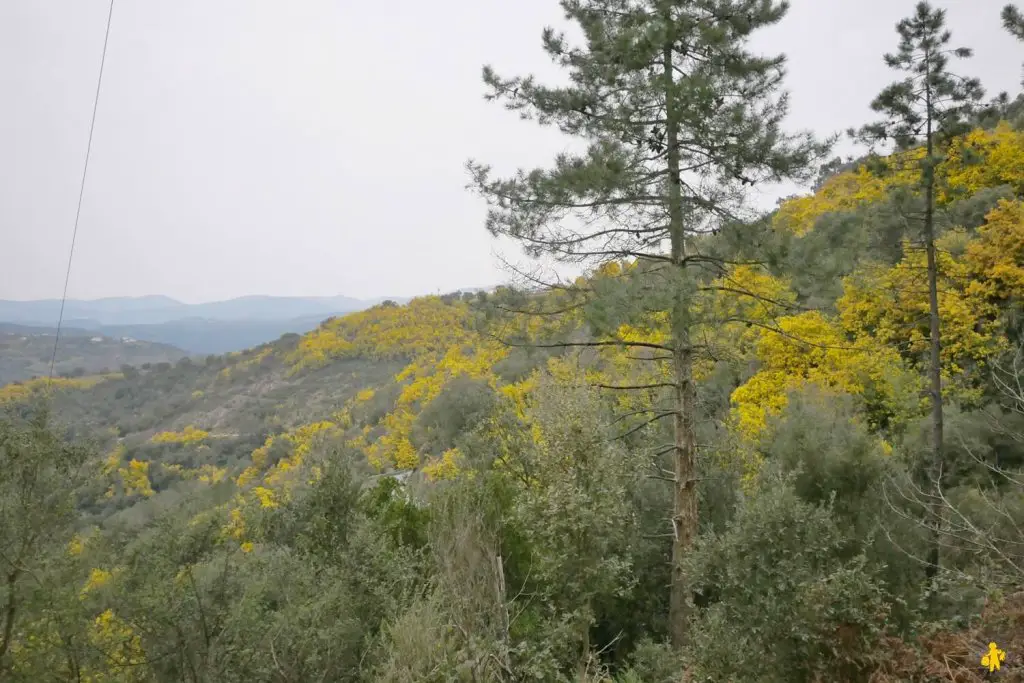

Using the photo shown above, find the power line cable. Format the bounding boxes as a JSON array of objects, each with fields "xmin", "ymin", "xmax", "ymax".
[{"xmin": 48, "ymin": 0, "xmax": 116, "ymax": 384}]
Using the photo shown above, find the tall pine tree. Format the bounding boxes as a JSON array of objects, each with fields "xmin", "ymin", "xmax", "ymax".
[
  {"xmin": 853, "ymin": 1, "xmax": 983, "ymax": 579},
  {"xmin": 468, "ymin": 0, "xmax": 825, "ymax": 646}
]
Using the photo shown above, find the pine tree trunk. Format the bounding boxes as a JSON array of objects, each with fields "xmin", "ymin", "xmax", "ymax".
[
  {"xmin": 668, "ymin": 338, "xmax": 698, "ymax": 647},
  {"xmin": 923, "ymin": 58, "xmax": 945, "ymax": 581},
  {"xmin": 663, "ymin": 38, "xmax": 698, "ymax": 650},
  {"xmin": 923, "ymin": 166, "xmax": 945, "ymax": 580}
]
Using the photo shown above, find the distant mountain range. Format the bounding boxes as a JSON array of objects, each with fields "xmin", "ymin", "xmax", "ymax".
[
  {"xmin": 0, "ymin": 295, "xmax": 411, "ymax": 354},
  {"xmin": 0, "ymin": 295, "xmax": 409, "ymax": 326}
]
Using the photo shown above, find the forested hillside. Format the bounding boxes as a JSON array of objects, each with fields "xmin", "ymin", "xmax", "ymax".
[
  {"xmin": 0, "ymin": 325, "xmax": 186, "ymax": 385},
  {"xmin": 4, "ymin": 2, "xmax": 1024, "ymax": 682}
]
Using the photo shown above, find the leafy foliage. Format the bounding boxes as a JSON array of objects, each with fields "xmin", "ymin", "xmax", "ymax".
[{"xmin": 683, "ymin": 477, "xmax": 892, "ymax": 682}]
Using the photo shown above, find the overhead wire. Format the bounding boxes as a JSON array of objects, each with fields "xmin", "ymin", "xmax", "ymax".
[{"xmin": 47, "ymin": 0, "xmax": 116, "ymax": 386}]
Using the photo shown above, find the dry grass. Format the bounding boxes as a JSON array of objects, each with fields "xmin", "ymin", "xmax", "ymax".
[{"xmin": 872, "ymin": 592, "xmax": 1024, "ymax": 682}]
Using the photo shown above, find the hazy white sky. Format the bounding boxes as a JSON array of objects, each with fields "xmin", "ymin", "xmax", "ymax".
[{"xmin": 0, "ymin": 0, "xmax": 1020, "ymax": 303}]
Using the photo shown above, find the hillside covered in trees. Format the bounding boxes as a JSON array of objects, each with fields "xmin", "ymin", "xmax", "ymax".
[
  {"xmin": 4, "ymin": 2, "xmax": 1024, "ymax": 681},
  {"xmin": 0, "ymin": 325, "xmax": 186, "ymax": 385}
]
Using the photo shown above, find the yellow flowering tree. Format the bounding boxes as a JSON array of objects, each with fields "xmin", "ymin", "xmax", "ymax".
[
  {"xmin": 699, "ymin": 264, "xmax": 799, "ymax": 359},
  {"xmin": 773, "ymin": 151, "xmax": 924, "ymax": 236},
  {"xmin": 774, "ymin": 122, "xmax": 1024, "ymax": 239},
  {"xmin": 151, "ymin": 425, "xmax": 210, "ymax": 446},
  {"xmin": 288, "ymin": 296, "xmax": 475, "ymax": 371},
  {"xmin": 0, "ymin": 375, "xmax": 113, "ymax": 406},
  {"xmin": 236, "ymin": 420, "xmax": 337, "ymax": 494},
  {"xmin": 964, "ymin": 199, "xmax": 1024, "ymax": 302},
  {"xmin": 774, "ymin": 166, "xmax": 892, "ymax": 236},
  {"xmin": 838, "ymin": 242, "xmax": 1003, "ymax": 377},
  {"xmin": 365, "ymin": 342, "xmax": 508, "ymax": 471},
  {"xmin": 729, "ymin": 311, "xmax": 910, "ymax": 445},
  {"xmin": 118, "ymin": 460, "xmax": 155, "ymax": 498},
  {"xmin": 101, "ymin": 445, "xmax": 156, "ymax": 500},
  {"xmin": 942, "ymin": 122, "xmax": 1024, "ymax": 200}
]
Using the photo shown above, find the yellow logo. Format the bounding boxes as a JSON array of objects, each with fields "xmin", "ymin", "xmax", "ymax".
[{"xmin": 982, "ymin": 642, "xmax": 1006, "ymax": 673}]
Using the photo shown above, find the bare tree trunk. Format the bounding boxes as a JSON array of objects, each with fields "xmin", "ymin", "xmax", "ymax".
[
  {"xmin": 922, "ymin": 56, "xmax": 945, "ymax": 582},
  {"xmin": 663, "ymin": 39, "xmax": 699, "ymax": 650}
]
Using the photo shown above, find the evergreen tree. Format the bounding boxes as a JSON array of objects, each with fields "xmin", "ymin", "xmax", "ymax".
[
  {"xmin": 1006, "ymin": 4, "xmax": 1024, "ymax": 86},
  {"xmin": 852, "ymin": 1, "xmax": 983, "ymax": 580},
  {"xmin": 468, "ymin": 0, "xmax": 825, "ymax": 646},
  {"xmin": 1005, "ymin": 4, "xmax": 1024, "ymax": 40}
]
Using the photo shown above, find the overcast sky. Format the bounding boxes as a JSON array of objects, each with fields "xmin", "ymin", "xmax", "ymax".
[{"xmin": 0, "ymin": 0, "xmax": 1020, "ymax": 303}]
